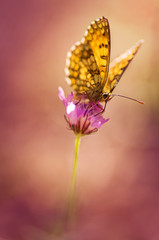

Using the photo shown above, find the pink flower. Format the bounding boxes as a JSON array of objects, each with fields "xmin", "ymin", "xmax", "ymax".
[{"xmin": 58, "ymin": 87, "xmax": 109, "ymax": 136}]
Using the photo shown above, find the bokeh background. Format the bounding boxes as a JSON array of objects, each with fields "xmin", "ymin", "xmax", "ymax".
[{"xmin": 0, "ymin": 0, "xmax": 159, "ymax": 239}]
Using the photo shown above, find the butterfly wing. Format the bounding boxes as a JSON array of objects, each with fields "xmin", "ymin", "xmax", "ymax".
[
  {"xmin": 65, "ymin": 42, "xmax": 102, "ymax": 98},
  {"xmin": 83, "ymin": 17, "xmax": 111, "ymax": 88},
  {"xmin": 104, "ymin": 40, "xmax": 144, "ymax": 94},
  {"xmin": 65, "ymin": 17, "xmax": 111, "ymax": 101}
]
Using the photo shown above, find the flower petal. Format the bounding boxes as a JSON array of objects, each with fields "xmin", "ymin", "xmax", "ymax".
[
  {"xmin": 66, "ymin": 102, "xmax": 76, "ymax": 114},
  {"xmin": 58, "ymin": 87, "xmax": 67, "ymax": 106},
  {"xmin": 58, "ymin": 87, "xmax": 109, "ymax": 135}
]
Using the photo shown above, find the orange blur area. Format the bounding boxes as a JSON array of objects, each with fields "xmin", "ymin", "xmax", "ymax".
[{"xmin": 0, "ymin": 0, "xmax": 159, "ymax": 239}]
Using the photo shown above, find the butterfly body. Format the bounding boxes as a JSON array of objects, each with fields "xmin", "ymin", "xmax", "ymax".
[{"xmin": 65, "ymin": 17, "xmax": 143, "ymax": 103}]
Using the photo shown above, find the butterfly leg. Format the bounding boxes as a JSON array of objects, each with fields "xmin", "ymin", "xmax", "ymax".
[
  {"xmin": 84, "ymin": 102, "xmax": 91, "ymax": 117},
  {"xmin": 75, "ymin": 98, "xmax": 81, "ymax": 105},
  {"xmin": 74, "ymin": 93, "xmax": 86, "ymax": 105},
  {"xmin": 95, "ymin": 101, "xmax": 107, "ymax": 116},
  {"xmin": 84, "ymin": 100, "xmax": 96, "ymax": 117}
]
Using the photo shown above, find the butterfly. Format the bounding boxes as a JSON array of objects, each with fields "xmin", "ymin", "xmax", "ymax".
[{"xmin": 65, "ymin": 16, "xmax": 143, "ymax": 104}]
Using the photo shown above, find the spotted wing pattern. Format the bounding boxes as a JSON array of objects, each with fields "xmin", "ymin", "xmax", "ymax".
[
  {"xmin": 65, "ymin": 42, "xmax": 102, "ymax": 97},
  {"xmin": 65, "ymin": 17, "xmax": 110, "ymax": 100},
  {"xmin": 104, "ymin": 40, "xmax": 144, "ymax": 94},
  {"xmin": 83, "ymin": 17, "xmax": 110, "ymax": 87}
]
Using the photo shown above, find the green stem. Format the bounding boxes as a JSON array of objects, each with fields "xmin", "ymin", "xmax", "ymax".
[
  {"xmin": 53, "ymin": 135, "xmax": 81, "ymax": 236},
  {"xmin": 66, "ymin": 135, "xmax": 81, "ymax": 222}
]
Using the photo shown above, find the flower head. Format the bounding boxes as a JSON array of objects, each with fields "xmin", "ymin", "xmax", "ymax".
[{"xmin": 58, "ymin": 87, "xmax": 109, "ymax": 136}]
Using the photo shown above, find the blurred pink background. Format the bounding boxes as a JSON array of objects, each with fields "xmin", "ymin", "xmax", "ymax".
[{"xmin": 0, "ymin": 0, "xmax": 159, "ymax": 239}]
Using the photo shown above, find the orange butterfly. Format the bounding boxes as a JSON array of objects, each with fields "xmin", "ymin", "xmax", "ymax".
[{"xmin": 65, "ymin": 16, "xmax": 143, "ymax": 104}]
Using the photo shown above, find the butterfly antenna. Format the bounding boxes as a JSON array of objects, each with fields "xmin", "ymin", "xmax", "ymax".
[{"xmin": 111, "ymin": 94, "xmax": 144, "ymax": 104}]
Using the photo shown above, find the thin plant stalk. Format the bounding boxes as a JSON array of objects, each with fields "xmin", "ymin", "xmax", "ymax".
[
  {"xmin": 53, "ymin": 135, "xmax": 81, "ymax": 236},
  {"xmin": 66, "ymin": 135, "xmax": 81, "ymax": 222}
]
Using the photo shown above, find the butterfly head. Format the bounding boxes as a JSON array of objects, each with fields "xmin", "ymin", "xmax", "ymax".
[{"xmin": 102, "ymin": 92, "xmax": 112, "ymax": 102}]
